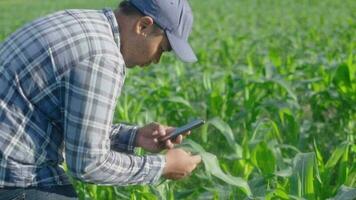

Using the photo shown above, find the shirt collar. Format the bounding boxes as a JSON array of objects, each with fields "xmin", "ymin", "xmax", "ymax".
[{"xmin": 103, "ymin": 8, "xmax": 127, "ymax": 70}]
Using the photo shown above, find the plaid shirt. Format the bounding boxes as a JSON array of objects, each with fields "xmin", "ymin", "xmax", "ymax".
[{"xmin": 0, "ymin": 8, "xmax": 165, "ymax": 187}]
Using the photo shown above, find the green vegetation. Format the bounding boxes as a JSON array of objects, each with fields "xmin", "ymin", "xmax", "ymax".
[{"xmin": 1, "ymin": 0, "xmax": 355, "ymax": 199}]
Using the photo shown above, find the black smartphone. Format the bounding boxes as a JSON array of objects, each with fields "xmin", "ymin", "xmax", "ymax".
[{"xmin": 161, "ymin": 119, "xmax": 205, "ymax": 141}]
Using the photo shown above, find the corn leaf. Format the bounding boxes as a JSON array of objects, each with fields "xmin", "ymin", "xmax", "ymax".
[
  {"xmin": 290, "ymin": 152, "xmax": 317, "ymax": 200},
  {"xmin": 208, "ymin": 117, "xmax": 243, "ymax": 158},
  {"xmin": 252, "ymin": 142, "xmax": 276, "ymax": 175},
  {"xmin": 325, "ymin": 143, "xmax": 348, "ymax": 169},
  {"xmin": 163, "ymin": 96, "xmax": 192, "ymax": 108},
  {"xmin": 327, "ymin": 185, "xmax": 356, "ymax": 200},
  {"xmin": 201, "ymin": 152, "xmax": 252, "ymax": 197}
]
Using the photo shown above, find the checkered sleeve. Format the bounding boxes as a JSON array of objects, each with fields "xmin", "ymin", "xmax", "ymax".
[{"xmin": 63, "ymin": 55, "xmax": 165, "ymax": 185}]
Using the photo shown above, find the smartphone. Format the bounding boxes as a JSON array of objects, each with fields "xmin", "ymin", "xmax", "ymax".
[{"xmin": 161, "ymin": 119, "xmax": 205, "ymax": 141}]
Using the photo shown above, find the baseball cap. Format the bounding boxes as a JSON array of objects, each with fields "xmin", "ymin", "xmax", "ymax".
[{"xmin": 129, "ymin": 0, "xmax": 198, "ymax": 63}]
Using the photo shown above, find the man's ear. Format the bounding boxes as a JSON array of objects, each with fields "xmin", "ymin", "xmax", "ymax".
[{"xmin": 135, "ymin": 16, "xmax": 155, "ymax": 36}]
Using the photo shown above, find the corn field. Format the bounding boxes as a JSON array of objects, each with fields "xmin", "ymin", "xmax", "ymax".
[{"xmin": 0, "ymin": 0, "xmax": 355, "ymax": 199}]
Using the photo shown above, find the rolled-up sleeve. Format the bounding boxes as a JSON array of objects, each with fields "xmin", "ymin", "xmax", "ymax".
[
  {"xmin": 63, "ymin": 55, "xmax": 165, "ymax": 185},
  {"xmin": 110, "ymin": 124, "xmax": 138, "ymax": 153}
]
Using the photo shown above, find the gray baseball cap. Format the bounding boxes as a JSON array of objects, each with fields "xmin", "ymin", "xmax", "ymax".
[{"xmin": 129, "ymin": 0, "xmax": 197, "ymax": 63}]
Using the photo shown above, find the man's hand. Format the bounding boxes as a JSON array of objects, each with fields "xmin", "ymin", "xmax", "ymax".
[
  {"xmin": 135, "ymin": 122, "xmax": 190, "ymax": 153},
  {"xmin": 163, "ymin": 148, "xmax": 202, "ymax": 180}
]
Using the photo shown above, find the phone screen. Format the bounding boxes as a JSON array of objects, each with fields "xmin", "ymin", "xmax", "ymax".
[{"xmin": 162, "ymin": 119, "xmax": 205, "ymax": 141}]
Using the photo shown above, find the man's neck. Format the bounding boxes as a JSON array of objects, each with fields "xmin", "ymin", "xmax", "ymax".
[{"xmin": 114, "ymin": 9, "xmax": 122, "ymax": 33}]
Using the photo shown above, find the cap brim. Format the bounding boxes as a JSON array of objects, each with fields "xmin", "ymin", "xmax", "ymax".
[{"xmin": 166, "ymin": 32, "xmax": 197, "ymax": 63}]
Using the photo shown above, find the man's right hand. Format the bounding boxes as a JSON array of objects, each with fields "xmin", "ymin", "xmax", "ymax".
[{"xmin": 163, "ymin": 148, "xmax": 202, "ymax": 180}]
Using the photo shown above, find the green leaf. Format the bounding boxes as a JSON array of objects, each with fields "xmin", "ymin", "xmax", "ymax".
[
  {"xmin": 269, "ymin": 48, "xmax": 282, "ymax": 67},
  {"xmin": 182, "ymin": 139, "xmax": 254, "ymax": 197},
  {"xmin": 312, "ymin": 140, "xmax": 323, "ymax": 184},
  {"xmin": 338, "ymin": 144, "xmax": 350, "ymax": 185},
  {"xmin": 180, "ymin": 139, "xmax": 207, "ymax": 154},
  {"xmin": 201, "ymin": 152, "xmax": 252, "ymax": 196},
  {"xmin": 163, "ymin": 96, "xmax": 192, "ymax": 108},
  {"xmin": 248, "ymin": 177, "xmax": 267, "ymax": 197},
  {"xmin": 269, "ymin": 76, "xmax": 298, "ymax": 101},
  {"xmin": 275, "ymin": 167, "xmax": 293, "ymax": 177},
  {"xmin": 252, "ymin": 142, "xmax": 276, "ymax": 175},
  {"xmin": 274, "ymin": 188, "xmax": 290, "ymax": 199},
  {"xmin": 203, "ymin": 70, "xmax": 212, "ymax": 91},
  {"xmin": 333, "ymin": 63, "xmax": 352, "ymax": 89},
  {"xmin": 325, "ymin": 143, "xmax": 348, "ymax": 169},
  {"xmin": 290, "ymin": 153, "xmax": 317, "ymax": 200},
  {"xmin": 136, "ymin": 191, "xmax": 157, "ymax": 200},
  {"xmin": 328, "ymin": 185, "xmax": 356, "ymax": 200},
  {"xmin": 208, "ymin": 117, "xmax": 243, "ymax": 158},
  {"xmin": 345, "ymin": 168, "xmax": 356, "ymax": 187},
  {"xmin": 313, "ymin": 139, "xmax": 324, "ymax": 171},
  {"xmin": 266, "ymin": 188, "xmax": 290, "ymax": 200},
  {"xmin": 180, "ymin": 140, "xmax": 253, "ymax": 196}
]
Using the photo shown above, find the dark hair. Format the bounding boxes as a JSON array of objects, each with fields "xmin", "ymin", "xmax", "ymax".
[
  {"xmin": 117, "ymin": 0, "xmax": 164, "ymax": 34},
  {"xmin": 118, "ymin": 0, "xmax": 142, "ymax": 16}
]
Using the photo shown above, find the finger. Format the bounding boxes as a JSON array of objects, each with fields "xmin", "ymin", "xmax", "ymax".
[
  {"xmin": 152, "ymin": 130, "xmax": 159, "ymax": 136},
  {"xmin": 172, "ymin": 173, "xmax": 184, "ymax": 180},
  {"xmin": 150, "ymin": 122, "xmax": 160, "ymax": 130},
  {"xmin": 191, "ymin": 155, "xmax": 202, "ymax": 164},
  {"xmin": 183, "ymin": 131, "xmax": 191, "ymax": 137},
  {"xmin": 165, "ymin": 127, "xmax": 175, "ymax": 134},
  {"xmin": 177, "ymin": 172, "xmax": 186, "ymax": 179},
  {"xmin": 158, "ymin": 125, "xmax": 166, "ymax": 137},
  {"xmin": 152, "ymin": 122, "xmax": 160, "ymax": 126},
  {"xmin": 165, "ymin": 140, "xmax": 174, "ymax": 149},
  {"xmin": 173, "ymin": 135, "xmax": 183, "ymax": 144},
  {"xmin": 188, "ymin": 164, "xmax": 197, "ymax": 172}
]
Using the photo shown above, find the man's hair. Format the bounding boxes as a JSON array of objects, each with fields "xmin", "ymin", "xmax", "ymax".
[
  {"xmin": 118, "ymin": 0, "xmax": 164, "ymax": 34},
  {"xmin": 118, "ymin": 0, "xmax": 142, "ymax": 16}
]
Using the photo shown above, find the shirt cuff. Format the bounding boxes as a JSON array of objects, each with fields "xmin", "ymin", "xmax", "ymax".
[
  {"xmin": 110, "ymin": 124, "xmax": 138, "ymax": 153},
  {"xmin": 144, "ymin": 154, "xmax": 166, "ymax": 184}
]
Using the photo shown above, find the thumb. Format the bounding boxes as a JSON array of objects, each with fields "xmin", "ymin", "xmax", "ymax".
[{"xmin": 191, "ymin": 154, "xmax": 202, "ymax": 164}]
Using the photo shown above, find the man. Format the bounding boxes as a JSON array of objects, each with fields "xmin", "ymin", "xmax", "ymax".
[{"xmin": 0, "ymin": 0, "xmax": 201, "ymax": 199}]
